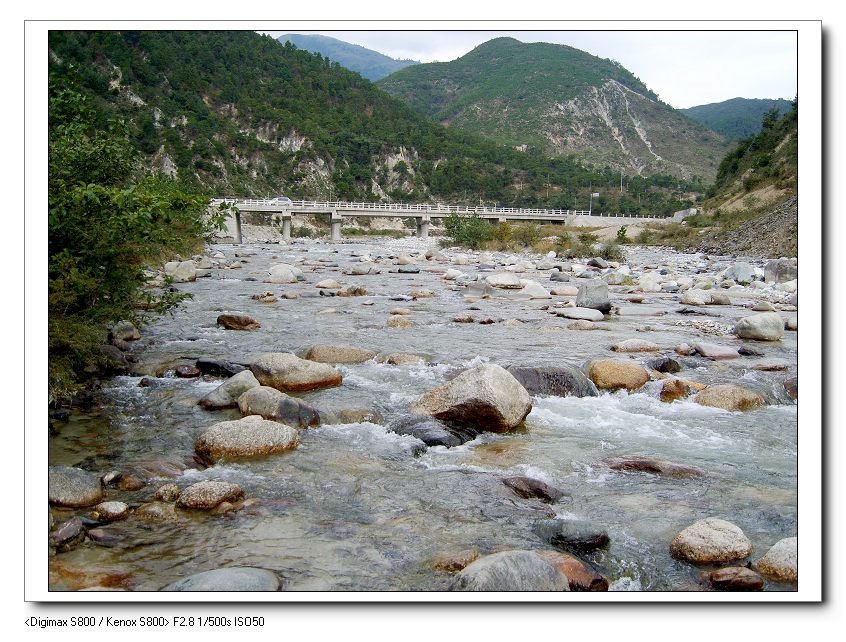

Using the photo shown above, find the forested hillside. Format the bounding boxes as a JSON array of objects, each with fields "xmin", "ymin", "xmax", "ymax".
[
  {"xmin": 378, "ymin": 37, "xmax": 730, "ymax": 182},
  {"xmin": 48, "ymin": 31, "xmax": 702, "ymax": 215},
  {"xmin": 278, "ymin": 33, "xmax": 419, "ymax": 81},
  {"xmin": 681, "ymin": 97, "xmax": 794, "ymax": 140}
]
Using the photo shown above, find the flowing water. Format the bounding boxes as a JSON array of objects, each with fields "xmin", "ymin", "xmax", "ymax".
[{"xmin": 48, "ymin": 238, "xmax": 798, "ymax": 592}]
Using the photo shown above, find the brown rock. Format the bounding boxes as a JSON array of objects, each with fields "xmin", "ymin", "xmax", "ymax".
[
  {"xmin": 154, "ymin": 484, "xmax": 181, "ymax": 502},
  {"xmin": 134, "ymin": 501, "xmax": 179, "ymax": 522},
  {"xmin": 695, "ymin": 384, "xmax": 764, "ymax": 411},
  {"xmin": 304, "ymin": 344, "xmax": 376, "ymax": 364},
  {"xmin": 177, "ymin": 481, "xmax": 245, "ymax": 510},
  {"xmin": 118, "ymin": 475, "xmax": 146, "ymax": 491},
  {"xmin": 701, "ymin": 566, "xmax": 764, "ymax": 591},
  {"xmin": 49, "ymin": 559, "xmax": 133, "ymax": 591},
  {"xmin": 536, "ymin": 550, "xmax": 609, "ymax": 591},
  {"xmin": 606, "ymin": 456, "xmax": 704, "ymax": 478},
  {"xmin": 587, "ymin": 359, "xmax": 650, "ymax": 391},
  {"xmin": 670, "ymin": 518, "xmax": 753, "ymax": 564},
  {"xmin": 383, "ymin": 352, "xmax": 426, "ymax": 366},
  {"xmin": 175, "ymin": 365, "xmax": 201, "ymax": 378},
  {"xmin": 502, "ymin": 476, "xmax": 565, "ymax": 503},
  {"xmin": 217, "ymin": 314, "xmax": 261, "ymax": 331},
  {"xmin": 250, "ymin": 352, "xmax": 342, "ymax": 392},
  {"xmin": 660, "ymin": 378, "xmax": 691, "ymax": 402},
  {"xmin": 387, "ymin": 316, "xmax": 414, "ymax": 329},
  {"xmin": 195, "ymin": 415, "xmax": 299, "ymax": 462},
  {"xmin": 431, "ymin": 550, "xmax": 480, "ymax": 573}
]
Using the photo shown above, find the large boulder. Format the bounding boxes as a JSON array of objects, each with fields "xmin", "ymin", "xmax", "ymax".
[
  {"xmin": 265, "ymin": 263, "xmax": 301, "ymax": 284},
  {"xmin": 725, "ymin": 262, "xmax": 756, "ymax": 285},
  {"xmin": 605, "ymin": 456, "xmax": 704, "ymax": 478},
  {"xmin": 176, "ymin": 480, "xmax": 245, "ymax": 510},
  {"xmin": 195, "ymin": 415, "xmax": 299, "ymax": 462},
  {"xmin": 111, "ymin": 320, "xmax": 141, "ymax": 342},
  {"xmin": 250, "ymin": 352, "xmax": 342, "ymax": 392},
  {"xmin": 680, "ymin": 289, "xmax": 711, "ymax": 306},
  {"xmin": 764, "ymin": 258, "xmax": 798, "ymax": 283},
  {"xmin": 555, "ymin": 307, "xmax": 604, "ymax": 322},
  {"xmin": 670, "ymin": 517, "xmax": 753, "ymax": 564},
  {"xmin": 694, "ymin": 384, "xmax": 764, "ymax": 411},
  {"xmin": 575, "ymin": 279, "xmax": 611, "ymax": 313},
  {"xmin": 237, "ymin": 387, "xmax": 320, "ymax": 428},
  {"xmin": 48, "ymin": 466, "xmax": 103, "ymax": 508},
  {"xmin": 518, "ymin": 281, "xmax": 552, "ymax": 299},
  {"xmin": 693, "ymin": 342, "xmax": 740, "ymax": 360},
  {"xmin": 450, "ymin": 551, "xmax": 569, "ymax": 592},
  {"xmin": 701, "ymin": 566, "xmax": 764, "ymax": 591},
  {"xmin": 586, "ymin": 359, "xmax": 650, "ymax": 391},
  {"xmin": 734, "ymin": 312, "xmax": 785, "ymax": 341},
  {"xmin": 199, "ymin": 370, "xmax": 260, "ymax": 410},
  {"xmin": 165, "ymin": 260, "xmax": 197, "ymax": 283},
  {"xmin": 162, "ymin": 567, "xmax": 281, "ymax": 592},
  {"xmin": 505, "ymin": 365, "xmax": 596, "ymax": 398},
  {"xmin": 410, "ymin": 364, "xmax": 532, "ymax": 432},
  {"xmin": 217, "ymin": 314, "xmax": 261, "ymax": 331},
  {"xmin": 304, "ymin": 344, "xmax": 376, "ymax": 364},
  {"xmin": 754, "ymin": 537, "xmax": 797, "ymax": 582}
]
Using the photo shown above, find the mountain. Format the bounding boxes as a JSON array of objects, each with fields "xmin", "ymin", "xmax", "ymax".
[
  {"xmin": 278, "ymin": 33, "xmax": 419, "ymax": 81},
  {"xmin": 378, "ymin": 37, "xmax": 731, "ymax": 182},
  {"xmin": 681, "ymin": 97, "xmax": 794, "ymax": 140},
  {"xmin": 47, "ymin": 31, "xmax": 701, "ymax": 215}
]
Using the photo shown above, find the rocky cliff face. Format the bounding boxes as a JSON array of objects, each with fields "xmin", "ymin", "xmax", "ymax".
[{"xmin": 545, "ymin": 80, "xmax": 728, "ymax": 181}]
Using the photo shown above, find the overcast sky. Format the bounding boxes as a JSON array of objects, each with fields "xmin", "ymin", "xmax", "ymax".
[{"xmin": 263, "ymin": 30, "xmax": 797, "ymax": 109}]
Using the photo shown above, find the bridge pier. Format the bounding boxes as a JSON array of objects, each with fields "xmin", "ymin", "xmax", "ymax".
[
  {"xmin": 416, "ymin": 214, "xmax": 431, "ymax": 239},
  {"xmin": 234, "ymin": 210, "xmax": 242, "ymax": 244},
  {"xmin": 330, "ymin": 211, "xmax": 343, "ymax": 242},
  {"xmin": 281, "ymin": 213, "xmax": 292, "ymax": 241}
]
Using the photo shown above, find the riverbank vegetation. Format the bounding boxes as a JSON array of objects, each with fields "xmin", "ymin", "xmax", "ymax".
[{"xmin": 48, "ymin": 80, "xmax": 219, "ymax": 402}]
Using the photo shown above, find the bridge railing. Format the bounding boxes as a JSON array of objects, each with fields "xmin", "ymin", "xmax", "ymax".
[{"xmin": 209, "ymin": 198, "xmax": 667, "ymax": 220}]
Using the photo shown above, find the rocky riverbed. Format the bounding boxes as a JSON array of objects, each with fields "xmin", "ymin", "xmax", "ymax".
[{"xmin": 47, "ymin": 236, "xmax": 798, "ymax": 592}]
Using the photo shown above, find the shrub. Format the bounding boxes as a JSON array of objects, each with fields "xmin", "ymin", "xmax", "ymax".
[
  {"xmin": 443, "ymin": 213, "xmax": 493, "ymax": 250},
  {"xmin": 512, "ymin": 223, "xmax": 543, "ymax": 248},
  {"xmin": 616, "ymin": 225, "xmax": 629, "ymax": 243}
]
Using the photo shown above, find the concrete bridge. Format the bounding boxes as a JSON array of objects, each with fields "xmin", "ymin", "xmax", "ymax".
[{"xmin": 209, "ymin": 198, "xmax": 669, "ymax": 243}]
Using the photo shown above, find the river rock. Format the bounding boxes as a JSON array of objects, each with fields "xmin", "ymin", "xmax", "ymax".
[
  {"xmin": 681, "ymin": 289, "xmax": 711, "ymax": 305},
  {"xmin": 535, "ymin": 550, "xmax": 609, "ymax": 591},
  {"xmin": 334, "ymin": 408, "xmax": 384, "ymax": 425},
  {"xmin": 134, "ymin": 501, "xmax": 179, "ymax": 522},
  {"xmin": 111, "ymin": 320, "xmax": 141, "ymax": 342},
  {"xmin": 388, "ymin": 415, "xmax": 479, "ymax": 448},
  {"xmin": 486, "ymin": 273, "xmax": 523, "ymax": 289},
  {"xmin": 217, "ymin": 314, "xmax": 260, "ymax": 331},
  {"xmin": 556, "ymin": 307, "xmax": 604, "ymax": 322},
  {"xmin": 166, "ymin": 260, "xmax": 197, "ymax": 283},
  {"xmin": 671, "ymin": 518, "xmax": 752, "ymax": 564},
  {"xmin": 754, "ymin": 537, "xmax": 797, "ymax": 582},
  {"xmin": 50, "ymin": 516, "xmax": 86, "ymax": 551},
  {"xmin": 162, "ymin": 567, "xmax": 281, "ymax": 591},
  {"xmin": 304, "ymin": 344, "xmax": 376, "ymax": 364},
  {"xmin": 315, "ymin": 279, "xmax": 342, "ymax": 289},
  {"xmin": 154, "ymin": 483, "xmax": 181, "ymax": 502},
  {"xmin": 638, "ymin": 272, "xmax": 663, "ymax": 292},
  {"xmin": 611, "ymin": 339, "xmax": 660, "ymax": 353},
  {"xmin": 518, "ymin": 281, "xmax": 552, "ymax": 299},
  {"xmin": 725, "ymin": 262, "xmax": 756, "ymax": 285},
  {"xmin": 765, "ymin": 258, "xmax": 798, "ymax": 283},
  {"xmin": 734, "ymin": 312, "xmax": 785, "ymax": 341},
  {"xmin": 195, "ymin": 358, "xmax": 247, "ymax": 377},
  {"xmin": 237, "ymin": 386, "xmax": 320, "ymax": 428},
  {"xmin": 586, "ymin": 359, "xmax": 650, "ymax": 391},
  {"xmin": 387, "ymin": 316, "xmax": 414, "ymax": 329},
  {"xmin": 90, "ymin": 501, "xmax": 129, "ymax": 522},
  {"xmin": 431, "ymin": 550, "xmax": 480, "ymax": 573},
  {"xmin": 410, "ymin": 364, "xmax": 532, "ymax": 432},
  {"xmin": 199, "ymin": 370, "xmax": 261, "ymax": 409},
  {"xmin": 505, "ymin": 365, "xmax": 596, "ymax": 398},
  {"xmin": 264, "ymin": 264, "xmax": 296, "ymax": 284},
  {"xmin": 250, "ymin": 352, "xmax": 342, "ymax": 392},
  {"xmin": 701, "ymin": 566, "xmax": 764, "ymax": 591},
  {"xmin": 660, "ymin": 378, "xmax": 691, "ymax": 402},
  {"xmin": 551, "ymin": 285, "xmax": 579, "ymax": 296},
  {"xmin": 567, "ymin": 320, "xmax": 600, "ymax": 330},
  {"xmin": 174, "ymin": 365, "xmax": 201, "ymax": 378},
  {"xmin": 533, "ymin": 519, "xmax": 610, "ymax": 552},
  {"xmin": 49, "ymin": 466, "xmax": 103, "ymax": 508},
  {"xmin": 575, "ymin": 279, "xmax": 611, "ymax": 313},
  {"xmin": 502, "ymin": 476, "xmax": 565, "ymax": 503},
  {"xmin": 384, "ymin": 352, "xmax": 426, "ymax": 366},
  {"xmin": 177, "ymin": 481, "xmax": 245, "ymax": 510},
  {"xmin": 647, "ymin": 356, "xmax": 681, "ymax": 374},
  {"xmin": 708, "ymin": 292, "xmax": 731, "ymax": 305},
  {"xmin": 695, "ymin": 384, "xmax": 764, "ymax": 411},
  {"xmin": 195, "ymin": 415, "xmax": 299, "ymax": 462},
  {"xmin": 450, "ymin": 551, "xmax": 569, "ymax": 592},
  {"xmin": 693, "ymin": 342, "xmax": 740, "ymax": 360},
  {"xmin": 606, "ymin": 455, "xmax": 704, "ymax": 478}
]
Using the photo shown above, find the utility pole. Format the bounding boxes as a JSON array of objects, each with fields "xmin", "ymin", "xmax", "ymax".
[{"xmin": 620, "ymin": 171, "xmax": 624, "ymax": 194}]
